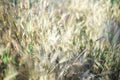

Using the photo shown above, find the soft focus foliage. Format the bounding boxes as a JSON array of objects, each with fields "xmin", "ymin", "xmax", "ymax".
[{"xmin": 0, "ymin": 0, "xmax": 120, "ymax": 80}]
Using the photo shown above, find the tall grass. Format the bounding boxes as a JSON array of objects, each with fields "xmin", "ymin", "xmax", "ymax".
[{"xmin": 0, "ymin": 0, "xmax": 120, "ymax": 80}]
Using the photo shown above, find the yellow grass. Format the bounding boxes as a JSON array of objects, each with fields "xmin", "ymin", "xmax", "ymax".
[{"xmin": 0, "ymin": 0, "xmax": 120, "ymax": 80}]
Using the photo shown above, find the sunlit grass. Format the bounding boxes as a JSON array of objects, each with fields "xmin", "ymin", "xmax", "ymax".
[{"xmin": 0, "ymin": 0, "xmax": 120, "ymax": 80}]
